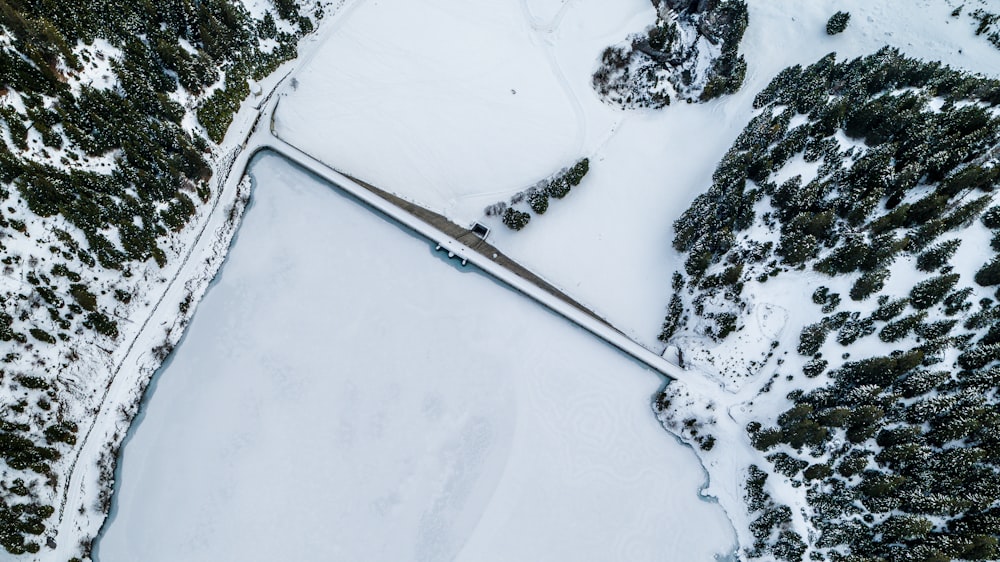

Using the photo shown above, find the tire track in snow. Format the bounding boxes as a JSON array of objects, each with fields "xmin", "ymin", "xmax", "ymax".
[{"xmin": 519, "ymin": 0, "xmax": 588, "ymax": 159}]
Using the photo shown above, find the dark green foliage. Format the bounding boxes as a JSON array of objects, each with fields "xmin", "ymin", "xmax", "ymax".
[
  {"xmin": 837, "ymin": 450, "xmax": 870, "ymax": 477},
  {"xmin": 545, "ymin": 177, "xmax": 570, "ymax": 199},
  {"xmin": 273, "ymin": 0, "xmax": 299, "ymax": 21},
  {"xmin": 69, "ymin": 283, "xmax": 97, "ymax": 311},
  {"xmin": 826, "ymin": 11, "xmax": 851, "ymax": 35},
  {"xmin": 767, "ymin": 452, "xmax": 807, "ymax": 477},
  {"xmin": 0, "ymin": 27, "xmax": 259, "ymax": 525},
  {"xmin": 983, "ymin": 205, "xmax": 1000, "ymax": 228},
  {"xmin": 43, "ymin": 422, "xmax": 77, "ymax": 446},
  {"xmin": 916, "ymin": 239, "xmax": 961, "ymax": 272},
  {"xmin": 803, "ymin": 463, "xmax": 832, "ymax": 481},
  {"xmin": 709, "ymin": 311, "xmax": 738, "ymax": 340},
  {"xmin": 0, "ymin": 498, "xmax": 53, "ymax": 554},
  {"xmin": 14, "ymin": 376, "xmax": 46, "ymax": 390},
  {"xmin": 777, "ymin": 403, "xmax": 829, "ymax": 449},
  {"xmin": 0, "ymin": 432, "xmax": 57, "ymax": 473},
  {"xmin": 944, "ymin": 287, "xmax": 974, "ymax": 316},
  {"xmin": 527, "ymin": 190, "xmax": 548, "ymax": 215},
  {"xmin": 564, "ymin": 158, "xmax": 589, "ymax": 186},
  {"xmin": 870, "ymin": 297, "xmax": 908, "ymax": 321},
  {"xmin": 958, "ymin": 344, "xmax": 1000, "ymax": 370},
  {"xmin": 798, "ymin": 322, "xmax": 828, "ymax": 355},
  {"xmin": 162, "ymin": 193, "xmax": 196, "ymax": 231},
  {"xmin": 846, "ymin": 405, "xmax": 885, "ymax": 443},
  {"xmin": 488, "ymin": 158, "xmax": 591, "ymax": 228},
  {"xmin": 976, "ymin": 256, "xmax": 1000, "ymax": 286},
  {"xmin": 879, "ymin": 311, "xmax": 927, "ymax": 342},
  {"xmin": 197, "ymin": 71, "xmax": 251, "ymax": 143},
  {"xmin": 751, "ymin": 427, "xmax": 783, "ymax": 451},
  {"xmin": 915, "ymin": 319, "xmax": 956, "ymax": 340},
  {"xmin": 28, "ymin": 329, "xmax": 54, "ymax": 344},
  {"xmin": 84, "ymin": 312, "xmax": 118, "ymax": 339},
  {"xmin": 836, "ymin": 316, "xmax": 875, "ymax": 346},
  {"xmin": 834, "ymin": 351, "xmax": 923, "ymax": 388},
  {"xmin": 699, "ymin": 1, "xmax": 749, "ymax": 101},
  {"xmin": 744, "ymin": 463, "xmax": 770, "ymax": 511},
  {"xmin": 502, "ymin": 208, "xmax": 531, "ymax": 231},
  {"xmin": 659, "ymin": 294, "xmax": 684, "ymax": 342},
  {"xmin": 669, "ymin": 47, "xmax": 1000, "ymax": 561},
  {"xmin": 900, "ymin": 370, "xmax": 950, "ymax": 398},
  {"xmin": 910, "ymin": 273, "xmax": 960, "ymax": 309},
  {"xmin": 849, "ymin": 269, "xmax": 889, "ymax": 301},
  {"xmin": 803, "ymin": 358, "xmax": 828, "ymax": 378}
]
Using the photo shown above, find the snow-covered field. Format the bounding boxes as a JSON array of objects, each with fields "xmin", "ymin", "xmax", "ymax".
[
  {"xmin": 274, "ymin": 0, "xmax": 587, "ymax": 219},
  {"xmin": 273, "ymin": 0, "xmax": 1000, "ymax": 349},
  {"xmin": 96, "ymin": 153, "xmax": 734, "ymax": 561}
]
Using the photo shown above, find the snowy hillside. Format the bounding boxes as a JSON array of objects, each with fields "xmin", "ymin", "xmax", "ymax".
[
  {"xmin": 3, "ymin": 0, "xmax": 1000, "ymax": 560},
  {"xmin": 666, "ymin": 47, "xmax": 1000, "ymax": 560},
  {"xmin": 0, "ymin": 0, "xmax": 327, "ymax": 557}
]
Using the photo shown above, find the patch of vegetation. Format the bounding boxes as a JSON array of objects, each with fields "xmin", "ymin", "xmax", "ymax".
[
  {"xmin": 502, "ymin": 208, "xmax": 531, "ymax": 231},
  {"xmin": 488, "ymin": 159, "xmax": 590, "ymax": 230},
  {"xmin": 825, "ymin": 11, "xmax": 851, "ymax": 35},
  {"xmin": 592, "ymin": 0, "xmax": 748, "ymax": 108},
  {"xmin": 971, "ymin": 8, "xmax": 1000, "ymax": 50},
  {"xmin": 663, "ymin": 48, "xmax": 1000, "ymax": 560},
  {"xmin": 0, "ymin": 0, "xmax": 314, "ymax": 554}
]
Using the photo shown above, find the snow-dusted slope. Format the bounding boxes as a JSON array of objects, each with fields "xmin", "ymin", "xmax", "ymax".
[
  {"xmin": 0, "ymin": 0, "xmax": 340, "ymax": 556},
  {"xmin": 97, "ymin": 153, "xmax": 735, "ymax": 561}
]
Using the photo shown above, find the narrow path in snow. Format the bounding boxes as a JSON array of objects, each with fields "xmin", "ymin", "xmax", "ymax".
[{"xmin": 518, "ymin": 0, "xmax": 587, "ymax": 158}]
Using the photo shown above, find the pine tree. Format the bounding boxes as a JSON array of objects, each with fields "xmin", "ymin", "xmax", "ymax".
[
  {"xmin": 916, "ymin": 239, "xmax": 961, "ymax": 272},
  {"xmin": 910, "ymin": 273, "xmax": 960, "ymax": 309},
  {"xmin": 527, "ymin": 189, "xmax": 549, "ymax": 214},
  {"xmin": 502, "ymin": 207, "xmax": 531, "ymax": 231},
  {"xmin": 976, "ymin": 256, "xmax": 1000, "ymax": 286}
]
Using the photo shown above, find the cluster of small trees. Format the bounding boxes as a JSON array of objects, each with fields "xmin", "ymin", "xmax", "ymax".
[
  {"xmin": 487, "ymin": 158, "xmax": 590, "ymax": 231},
  {"xmin": 971, "ymin": 8, "xmax": 1000, "ymax": 50},
  {"xmin": 741, "ymin": 464, "xmax": 807, "ymax": 561}
]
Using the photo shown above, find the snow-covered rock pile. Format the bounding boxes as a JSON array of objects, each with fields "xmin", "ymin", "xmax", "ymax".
[{"xmin": 592, "ymin": 0, "xmax": 749, "ymax": 109}]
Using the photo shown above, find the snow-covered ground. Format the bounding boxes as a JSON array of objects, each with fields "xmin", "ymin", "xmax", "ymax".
[
  {"xmin": 274, "ymin": 0, "xmax": 588, "ymax": 219},
  {"xmin": 272, "ymin": 0, "xmax": 1000, "ymax": 350},
  {"xmin": 96, "ymin": 153, "xmax": 734, "ymax": 561}
]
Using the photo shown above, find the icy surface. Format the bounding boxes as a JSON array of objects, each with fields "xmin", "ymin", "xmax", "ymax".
[{"xmin": 97, "ymin": 153, "xmax": 733, "ymax": 561}]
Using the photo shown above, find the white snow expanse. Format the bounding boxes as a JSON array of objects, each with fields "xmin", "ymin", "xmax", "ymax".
[
  {"xmin": 275, "ymin": 0, "xmax": 1000, "ymax": 349},
  {"xmin": 96, "ymin": 153, "xmax": 734, "ymax": 561}
]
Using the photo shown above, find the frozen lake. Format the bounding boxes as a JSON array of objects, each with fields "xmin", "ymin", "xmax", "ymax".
[{"xmin": 96, "ymin": 152, "xmax": 734, "ymax": 561}]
